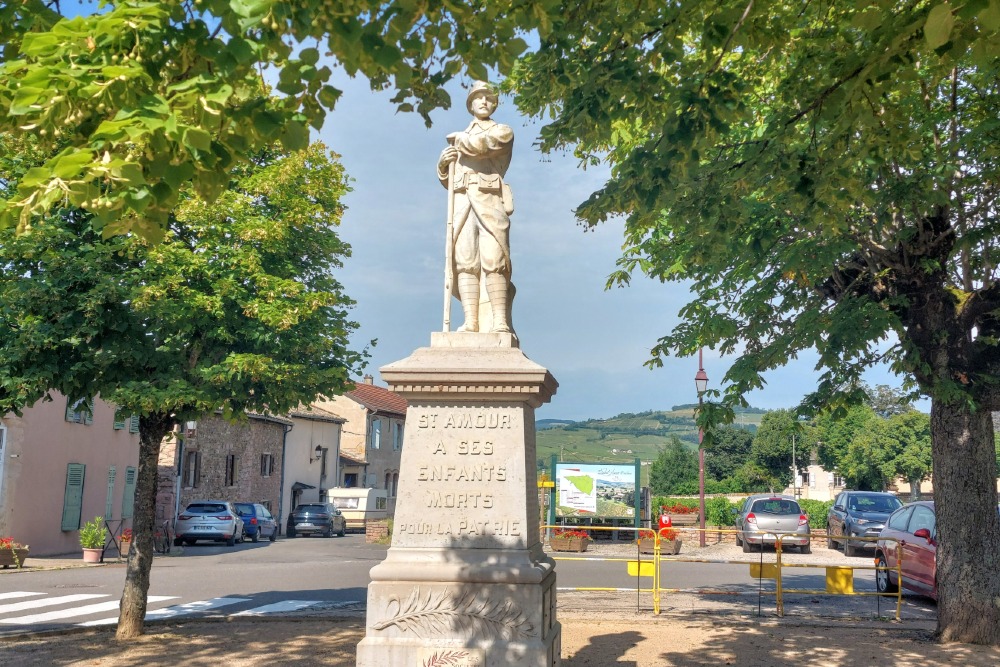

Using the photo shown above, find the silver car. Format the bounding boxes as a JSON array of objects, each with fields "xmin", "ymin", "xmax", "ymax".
[
  {"xmin": 174, "ymin": 500, "xmax": 244, "ymax": 547},
  {"xmin": 735, "ymin": 494, "xmax": 811, "ymax": 554}
]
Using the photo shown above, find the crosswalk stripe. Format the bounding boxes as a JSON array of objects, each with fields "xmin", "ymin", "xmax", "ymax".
[
  {"xmin": 2, "ymin": 596, "xmax": 177, "ymax": 625},
  {"xmin": 79, "ymin": 596, "xmax": 250, "ymax": 627},
  {"xmin": 232, "ymin": 600, "xmax": 319, "ymax": 616},
  {"xmin": 0, "ymin": 594, "xmax": 107, "ymax": 615},
  {"xmin": 0, "ymin": 592, "xmax": 44, "ymax": 602}
]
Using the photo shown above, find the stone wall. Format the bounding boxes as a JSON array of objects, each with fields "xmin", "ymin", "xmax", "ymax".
[
  {"xmin": 365, "ymin": 518, "xmax": 389, "ymax": 543},
  {"xmin": 178, "ymin": 414, "xmax": 286, "ymax": 513}
]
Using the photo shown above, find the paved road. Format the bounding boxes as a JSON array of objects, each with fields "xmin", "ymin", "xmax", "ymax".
[{"xmin": 0, "ymin": 535, "xmax": 936, "ymax": 636}]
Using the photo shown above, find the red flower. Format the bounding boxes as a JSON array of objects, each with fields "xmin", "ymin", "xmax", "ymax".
[
  {"xmin": 0, "ymin": 537, "xmax": 28, "ymax": 550},
  {"xmin": 553, "ymin": 528, "xmax": 590, "ymax": 539},
  {"xmin": 121, "ymin": 529, "xmax": 133, "ymax": 542}
]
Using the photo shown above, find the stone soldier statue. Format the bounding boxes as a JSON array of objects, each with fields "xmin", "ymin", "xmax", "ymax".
[{"xmin": 437, "ymin": 81, "xmax": 515, "ymax": 334}]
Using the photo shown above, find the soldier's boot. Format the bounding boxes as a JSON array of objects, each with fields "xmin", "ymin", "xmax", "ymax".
[
  {"xmin": 486, "ymin": 273, "xmax": 512, "ymax": 334},
  {"xmin": 456, "ymin": 272, "xmax": 480, "ymax": 332}
]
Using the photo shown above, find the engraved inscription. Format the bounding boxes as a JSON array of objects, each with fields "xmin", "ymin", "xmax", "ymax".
[
  {"xmin": 398, "ymin": 519, "xmax": 522, "ymax": 537},
  {"xmin": 418, "ymin": 464, "xmax": 506, "ymax": 482},
  {"xmin": 417, "ymin": 411, "xmax": 512, "ymax": 430}
]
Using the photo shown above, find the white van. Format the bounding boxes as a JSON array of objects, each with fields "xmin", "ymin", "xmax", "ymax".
[{"xmin": 326, "ymin": 488, "xmax": 388, "ymax": 532}]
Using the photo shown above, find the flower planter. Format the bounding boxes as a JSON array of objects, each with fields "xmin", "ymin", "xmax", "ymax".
[
  {"xmin": 82, "ymin": 547, "xmax": 103, "ymax": 564},
  {"xmin": 0, "ymin": 548, "xmax": 29, "ymax": 569},
  {"xmin": 638, "ymin": 538, "xmax": 682, "ymax": 555},
  {"xmin": 550, "ymin": 537, "xmax": 590, "ymax": 553}
]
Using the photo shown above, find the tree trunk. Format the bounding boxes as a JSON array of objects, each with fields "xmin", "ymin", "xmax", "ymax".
[
  {"xmin": 930, "ymin": 401, "xmax": 1000, "ymax": 644},
  {"xmin": 908, "ymin": 476, "xmax": 922, "ymax": 502},
  {"xmin": 116, "ymin": 413, "xmax": 173, "ymax": 640}
]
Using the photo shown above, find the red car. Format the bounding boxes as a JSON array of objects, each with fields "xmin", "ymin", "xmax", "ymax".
[{"xmin": 874, "ymin": 501, "xmax": 937, "ymax": 600}]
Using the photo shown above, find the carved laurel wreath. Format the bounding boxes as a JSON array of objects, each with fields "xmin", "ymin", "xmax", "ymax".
[{"xmin": 374, "ymin": 589, "xmax": 536, "ymax": 640}]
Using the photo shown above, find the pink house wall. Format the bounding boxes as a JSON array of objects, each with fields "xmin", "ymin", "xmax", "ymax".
[{"xmin": 0, "ymin": 395, "xmax": 140, "ymax": 556}]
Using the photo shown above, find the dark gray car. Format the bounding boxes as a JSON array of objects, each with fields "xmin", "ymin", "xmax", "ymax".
[
  {"xmin": 827, "ymin": 491, "xmax": 902, "ymax": 557},
  {"xmin": 286, "ymin": 502, "xmax": 346, "ymax": 538}
]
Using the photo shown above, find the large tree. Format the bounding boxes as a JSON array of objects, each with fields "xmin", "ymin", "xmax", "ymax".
[
  {"xmin": 0, "ymin": 138, "xmax": 363, "ymax": 638},
  {"xmin": 0, "ymin": 0, "xmax": 559, "ymax": 237},
  {"xmin": 648, "ymin": 437, "xmax": 698, "ymax": 494},
  {"xmin": 511, "ymin": 2, "xmax": 1000, "ymax": 644},
  {"xmin": 705, "ymin": 424, "xmax": 753, "ymax": 482}
]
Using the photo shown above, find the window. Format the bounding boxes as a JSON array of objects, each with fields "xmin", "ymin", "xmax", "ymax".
[
  {"xmin": 121, "ymin": 467, "xmax": 136, "ymax": 518},
  {"xmin": 65, "ymin": 397, "xmax": 93, "ymax": 425},
  {"xmin": 376, "ymin": 495, "xmax": 387, "ymax": 510},
  {"xmin": 260, "ymin": 454, "xmax": 274, "ymax": 477},
  {"xmin": 392, "ymin": 423, "xmax": 403, "ymax": 451},
  {"xmin": 105, "ymin": 466, "xmax": 116, "ymax": 519},
  {"xmin": 888, "ymin": 506, "xmax": 913, "ymax": 531},
  {"xmin": 113, "ymin": 411, "xmax": 126, "ymax": 430},
  {"xmin": 129, "ymin": 415, "xmax": 139, "ymax": 434},
  {"xmin": 261, "ymin": 501, "xmax": 272, "ymax": 512},
  {"xmin": 225, "ymin": 454, "xmax": 237, "ymax": 487},
  {"xmin": 908, "ymin": 505, "xmax": 936, "ymax": 536},
  {"xmin": 183, "ymin": 451, "xmax": 200, "ymax": 488},
  {"xmin": 384, "ymin": 471, "xmax": 392, "ymax": 491},
  {"xmin": 344, "ymin": 473, "xmax": 358, "ymax": 487},
  {"xmin": 392, "ymin": 472, "xmax": 399, "ymax": 497},
  {"xmin": 370, "ymin": 418, "xmax": 382, "ymax": 450},
  {"xmin": 833, "ymin": 473, "xmax": 845, "ymax": 488},
  {"xmin": 61, "ymin": 463, "xmax": 86, "ymax": 531}
]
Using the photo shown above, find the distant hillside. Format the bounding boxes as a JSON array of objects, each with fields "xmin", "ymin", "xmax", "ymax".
[{"xmin": 534, "ymin": 408, "xmax": 762, "ymax": 470}]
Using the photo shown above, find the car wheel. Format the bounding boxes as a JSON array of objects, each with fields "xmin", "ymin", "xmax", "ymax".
[
  {"xmin": 239, "ymin": 529, "xmax": 247, "ymax": 544},
  {"xmin": 269, "ymin": 528, "xmax": 277, "ymax": 542},
  {"xmin": 251, "ymin": 530, "xmax": 259, "ymax": 543},
  {"xmin": 184, "ymin": 538, "xmax": 196, "ymax": 546},
  {"xmin": 876, "ymin": 554, "xmax": 898, "ymax": 593},
  {"xmin": 226, "ymin": 535, "xmax": 236, "ymax": 547},
  {"xmin": 173, "ymin": 537, "xmax": 183, "ymax": 547},
  {"xmin": 742, "ymin": 538, "xmax": 753, "ymax": 553},
  {"xmin": 844, "ymin": 537, "xmax": 859, "ymax": 558},
  {"xmin": 324, "ymin": 526, "xmax": 333, "ymax": 538},
  {"xmin": 338, "ymin": 524, "xmax": 346, "ymax": 537},
  {"xmin": 735, "ymin": 532, "xmax": 742, "ymax": 547},
  {"xmin": 826, "ymin": 526, "xmax": 836, "ymax": 549},
  {"xmin": 800, "ymin": 542, "xmax": 811, "ymax": 554}
]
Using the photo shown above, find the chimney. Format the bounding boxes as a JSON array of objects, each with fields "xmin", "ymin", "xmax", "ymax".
[{"xmin": 362, "ymin": 374, "xmax": 374, "ymax": 385}]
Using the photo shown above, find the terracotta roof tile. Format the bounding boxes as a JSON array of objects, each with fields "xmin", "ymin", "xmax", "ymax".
[
  {"xmin": 289, "ymin": 403, "xmax": 345, "ymax": 423},
  {"xmin": 346, "ymin": 382, "xmax": 408, "ymax": 416}
]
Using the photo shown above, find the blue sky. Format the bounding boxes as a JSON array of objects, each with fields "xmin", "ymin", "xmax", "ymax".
[{"xmin": 318, "ymin": 74, "xmax": 922, "ymax": 421}]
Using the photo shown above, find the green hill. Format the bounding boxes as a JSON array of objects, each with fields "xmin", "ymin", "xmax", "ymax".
[{"xmin": 535, "ymin": 408, "xmax": 763, "ymax": 471}]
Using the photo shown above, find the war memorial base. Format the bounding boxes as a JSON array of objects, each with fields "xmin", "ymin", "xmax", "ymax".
[{"xmin": 356, "ymin": 332, "xmax": 560, "ymax": 667}]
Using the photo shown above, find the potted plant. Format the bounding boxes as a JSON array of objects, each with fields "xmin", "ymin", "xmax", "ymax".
[
  {"xmin": 79, "ymin": 516, "xmax": 107, "ymax": 564},
  {"xmin": 119, "ymin": 528, "xmax": 133, "ymax": 557},
  {"xmin": 639, "ymin": 527, "xmax": 682, "ymax": 554},
  {"xmin": 0, "ymin": 537, "xmax": 29, "ymax": 569},
  {"xmin": 549, "ymin": 528, "xmax": 590, "ymax": 552}
]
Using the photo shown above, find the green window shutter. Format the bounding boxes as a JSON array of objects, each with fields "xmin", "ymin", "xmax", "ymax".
[
  {"xmin": 61, "ymin": 463, "xmax": 86, "ymax": 531},
  {"xmin": 122, "ymin": 467, "xmax": 136, "ymax": 519},
  {"xmin": 113, "ymin": 407, "xmax": 126, "ymax": 430},
  {"xmin": 84, "ymin": 398, "xmax": 94, "ymax": 425},
  {"xmin": 105, "ymin": 466, "xmax": 116, "ymax": 519},
  {"xmin": 65, "ymin": 397, "xmax": 76, "ymax": 422},
  {"xmin": 129, "ymin": 415, "xmax": 139, "ymax": 434}
]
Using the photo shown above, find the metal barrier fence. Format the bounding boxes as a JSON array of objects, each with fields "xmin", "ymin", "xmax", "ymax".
[{"xmin": 542, "ymin": 524, "xmax": 904, "ymax": 618}]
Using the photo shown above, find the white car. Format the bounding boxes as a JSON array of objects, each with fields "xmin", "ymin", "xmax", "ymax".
[{"xmin": 174, "ymin": 500, "xmax": 244, "ymax": 547}]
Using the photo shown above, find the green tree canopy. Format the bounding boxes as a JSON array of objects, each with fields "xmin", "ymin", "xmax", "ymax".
[
  {"xmin": 0, "ymin": 0, "xmax": 560, "ymax": 236},
  {"xmin": 0, "ymin": 137, "xmax": 363, "ymax": 638},
  {"xmin": 648, "ymin": 437, "xmax": 698, "ymax": 495},
  {"xmin": 705, "ymin": 424, "xmax": 753, "ymax": 482},
  {"xmin": 510, "ymin": 4, "xmax": 1000, "ymax": 641}
]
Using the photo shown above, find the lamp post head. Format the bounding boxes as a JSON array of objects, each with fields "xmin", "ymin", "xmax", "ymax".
[{"xmin": 694, "ymin": 368, "xmax": 709, "ymax": 395}]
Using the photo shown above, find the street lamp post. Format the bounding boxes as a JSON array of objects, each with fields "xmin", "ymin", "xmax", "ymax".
[{"xmin": 695, "ymin": 350, "xmax": 709, "ymax": 548}]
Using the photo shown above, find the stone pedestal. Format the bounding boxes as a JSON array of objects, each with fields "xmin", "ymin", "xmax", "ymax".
[{"xmin": 357, "ymin": 332, "xmax": 560, "ymax": 667}]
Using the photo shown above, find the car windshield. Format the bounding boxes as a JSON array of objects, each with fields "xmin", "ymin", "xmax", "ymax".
[
  {"xmin": 750, "ymin": 499, "xmax": 800, "ymax": 515},
  {"xmin": 297, "ymin": 504, "xmax": 328, "ymax": 512},
  {"xmin": 185, "ymin": 503, "xmax": 227, "ymax": 514},
  {"xmin": 849, "ymin": 495, "xmax": 902, "ymax": 513},
  {"xmin": 332, "ymin": 497, "xmax": 359, "ymax": 509},
  {"xmin": 234, "ymin": 503, "xmax": 255, "ymax": 516}
]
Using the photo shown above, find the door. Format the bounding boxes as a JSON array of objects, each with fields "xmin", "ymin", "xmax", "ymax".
[{"xmin": 903, "ymin": 505, "xmax": 937, "ymax": 594}]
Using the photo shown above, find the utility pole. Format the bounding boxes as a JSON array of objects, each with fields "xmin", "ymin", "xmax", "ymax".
[{"xmin": 791, "ymin": 433, "xmax": 797, "ymax": 498}]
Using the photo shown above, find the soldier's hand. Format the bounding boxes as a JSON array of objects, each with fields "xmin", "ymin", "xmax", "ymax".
[{"xmin": 439, "ymin": 146, "xmax": 459, "ymax": 164}]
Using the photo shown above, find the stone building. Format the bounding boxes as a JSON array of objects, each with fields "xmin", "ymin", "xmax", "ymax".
[
  {"xmin": 283, "ymin": 405, "xmax": 345, "ymax": 523},
  {"xmin": 156, "ymin": 413, "xmax": 291, "ymax": 528},
  {"xmin": 314, "ymin": 376, "xmax": 407, "ymax": 516}
]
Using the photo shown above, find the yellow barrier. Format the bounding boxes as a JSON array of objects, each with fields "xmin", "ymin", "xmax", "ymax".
[{"xmin": 542, "ymin": 524, "xmax": 905, "ymax": 620}]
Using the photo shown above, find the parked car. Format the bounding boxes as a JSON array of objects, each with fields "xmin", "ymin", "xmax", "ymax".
[
  {"xmin": 735, "ymin": 494, "xmax": 811, "ymax": 553},
  {"xmin": 234, "ymin": 502, "xmax": 278, "ymax": 543},
  {"xmin": 286, "ymin": 503, "xmax": 346, "ymax": 538},
  {"xmin": 827, "ymin": 491, "xmax": 903, "ymax": 557},
  {"xmin": 174, "ymin": 500, "xmax": 244, "ymax": 547},
  {"xmin": 874, "ymin": 501, "xmax": 938, "ymax": 600}
]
